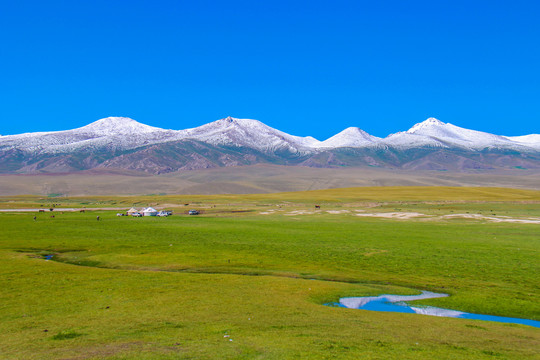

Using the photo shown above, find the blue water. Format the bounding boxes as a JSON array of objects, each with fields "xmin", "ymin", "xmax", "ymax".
[
  {"xmin": 332, "ymin": 291, "xmax": 540, "ymax": 328},
  {"xmin": 458, "ymin": 313, "xmax": 540, "ymax": 327},
  {"xmin": 360, "ymin": 297, "xmax": 416, "ymax": 314}
]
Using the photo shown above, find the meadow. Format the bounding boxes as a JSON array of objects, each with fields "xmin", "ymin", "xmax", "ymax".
[{"xmin": 0, "ymin": 187, "xmax": 539, "ymax": 359}]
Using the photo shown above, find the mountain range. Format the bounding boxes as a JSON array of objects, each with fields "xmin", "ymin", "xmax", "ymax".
[{"xmin": 0, "ymin": 116, "xmax": 539, "ymax": 174}]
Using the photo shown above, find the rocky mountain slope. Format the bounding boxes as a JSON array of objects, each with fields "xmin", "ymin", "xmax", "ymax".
[{"xmin": 0, "ymin": 116, "xmax": 538, "ymax": 174}]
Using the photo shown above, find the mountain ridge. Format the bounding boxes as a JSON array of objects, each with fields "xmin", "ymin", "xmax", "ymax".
[
  {"xmin": 2, "ymin": 116, "xmax": 538, "ymax": 152},
  {"xmin": 0, "ymin": 116, "xmax": 538, "ymax": 174}
]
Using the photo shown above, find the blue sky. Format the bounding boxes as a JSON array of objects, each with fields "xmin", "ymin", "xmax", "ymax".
[{"xmin": 1, "ymin": 0, "xmax": 539, "ymax": 139}]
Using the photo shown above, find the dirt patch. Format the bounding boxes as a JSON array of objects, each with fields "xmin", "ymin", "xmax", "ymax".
[
  {"xmin": 355, "ymin": 212, "xmax": 426, "ymax": 220},
  {"xmin": 441, "ymin": 214, "xmax": 540, "ymax": 224},
  {"xmin": 259, "ymin": 209, "xmax": 285, "ymax": 215},
  {"xmin": 352, "ymin": 211, "xmax": 540, "ymax": 223},
  {"xmin": 59, "ymin": 341, "xmax": 144, "ymax": 360},
  {"xmin": 261, "ymin": 208, "xmax": 540, "ymax": 223},
  {"xmin": 284, "ymin": 210, "xmax": 317, "ymax": 216},
  {"xmin": 363, "ymin": 249, "xmax": 388, "ymax": 257}
]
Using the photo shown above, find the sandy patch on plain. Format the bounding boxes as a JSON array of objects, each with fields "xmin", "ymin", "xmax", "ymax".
[
  {"xmin": 355, "ymin": 212, "xmax": 426, "ymax": 219},
  {"xmin": 350, "ymin": 211, "xmax": 540, "ymax": 223},
  {"xmin": 260, "ymin": 209, "xmax": 540, "ymax": 223},
  {"xmin": 442, "ymin": 214, "xmax": 540, "ymax": 224},
  {"xmin": 259, "ymin": 209, "xmax": 277, "ymax": 215},
  {"xmin": 284, "ymin": 210, "xmax": 317, "ymax": 216}
]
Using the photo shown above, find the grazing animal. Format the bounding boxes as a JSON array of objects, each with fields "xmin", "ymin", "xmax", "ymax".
[
  {"xmin": 80, "ymin": 209, "xmax": 85, "ymax": 213},
  {"xmin": 50, "ymin": 215, "xmax": 55, "ymax": 218},
  {"xmin": 96, "ymin": 216, "xmax": 100, "ymax": 221},
  {"xmin": 315, "ymin": 205, "xmax": 321, "ymax": 209},
  {"xmin": 39, "ymin": 209, "xmax": 45, "ymax": 213},
  {"xmin": 33, "ymin": 216, "xmax": 36, "ymax": 221}
]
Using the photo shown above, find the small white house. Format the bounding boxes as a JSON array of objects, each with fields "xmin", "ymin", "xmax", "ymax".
[
  {"xmin": 126, "ymin": 207, "xmax": 139, "ymax": 216},
  {"xmin": 142, "ymin": 207, "xmax": 158, "ymax": 216}
]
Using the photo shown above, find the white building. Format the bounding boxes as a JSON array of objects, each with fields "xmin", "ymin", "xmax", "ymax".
[{"xmin": 142, "ymin": 207, "xmax": 158, "ymax": 216}]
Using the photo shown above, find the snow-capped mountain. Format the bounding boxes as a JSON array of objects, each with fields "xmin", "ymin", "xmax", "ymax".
[
  {"xmin": 0, "ymin": 117, "xmax": 181, "ymax": 153},
  {"xmin": 77, "ymin": 117, "xmax": 163, "ymax": 135},
  {"xmin": 0, "ymin": 116, "xmax": 320, "ymax": 155},
  {"xmin": 382, "ymin": 130, "xmax": 447, "ymax": 149},
  {"xmin": 505, "ymin": 134, "xmax": 540, "ymax": 150},
  {"xmin": 0, "ymin": 116, "xmax": 538, "ymax": 174},
  {"xmin": 181, "ymin": 116, "xmax": 320, "ymax": 153},
  {"xmin": 387, "ymin": 117, "xmax": 532, "ymax": 151},
  {"xmin": 317, "ymin": 127, "xmax": 382, "ymax": 148}
]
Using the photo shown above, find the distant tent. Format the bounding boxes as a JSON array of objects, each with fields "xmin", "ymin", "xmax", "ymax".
[
  {"xmin": 126, "ymin": 207, "xmax": 139, "ymax": 215},
  {"xmin": 142, "ymin": 207, "xmax": 158, "ymax": 216}
]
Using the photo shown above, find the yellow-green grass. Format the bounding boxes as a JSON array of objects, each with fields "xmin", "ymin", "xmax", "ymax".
[
  {"xmin": 1, "ymin": 193, "xmax": 539, "ymax": 359},
  {"xmin": 4, "ymin": 252, "xmax": 537, "ymax": 360},
  {"xmin": 1, "ymin": 186, "xmax": 540, "ymax": 209}
]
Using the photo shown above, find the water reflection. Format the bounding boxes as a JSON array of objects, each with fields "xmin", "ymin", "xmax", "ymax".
[{"xmin": 335, "ymin": 291, "xmax": 539, "ymax": 328}]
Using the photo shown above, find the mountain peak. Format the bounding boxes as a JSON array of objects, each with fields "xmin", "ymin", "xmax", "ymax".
[
  {"xmin": 184, "ymin": 116, "xmax": 319, "ymax": 152},
  {"xmin": 209, "ymin": 117, "xmax": 272, "ymax": 131},
  {"xmin": 88, "ymin": 116, "xmax": 137, "ymax": 126},
  {"xmin": 424, "ymin": 117, "xmax": 444, "ymax": 124},
  {"xmin": 79, "ymin": 117, "xmax": 162, "ymax": 135},
  {"xmin": 407, "ymin": 117, "xmax": 445, "ymax": 134},
  {"xmin": 318, "ymin": 126, "xmax": 380, "ymax": 148},
  {"xmin": 342, "ymin": 127, "xmax": 371, "ymax": 135}
]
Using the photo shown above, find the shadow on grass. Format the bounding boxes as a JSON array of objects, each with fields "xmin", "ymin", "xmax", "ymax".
[{"xmin": 51, "ymin": 330, "xmax": 85, "ymax": 340}]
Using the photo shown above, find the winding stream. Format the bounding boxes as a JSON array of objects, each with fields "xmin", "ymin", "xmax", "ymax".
[
  {"xmin": 36, "ymin": 253, "xmax": 540, "ymax": 328},
  {"xmin": 334, "ymin": 291, "xmax": 540, "ymax": 328}
]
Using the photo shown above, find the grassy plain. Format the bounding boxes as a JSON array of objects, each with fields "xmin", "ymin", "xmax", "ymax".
[{"xmin": 0, "ymin": 187, "xmax": 539, "ymax": 359}]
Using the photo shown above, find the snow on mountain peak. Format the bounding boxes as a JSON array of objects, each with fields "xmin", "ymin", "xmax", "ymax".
[
  {"xmin": 183, "ymin": 116, "xmax": 319, "ymax": 152},
  {"xmin": 318, "ymin": 127, "xmax": 380, "ymax": 148},
  {"xmin": 0, "ymin": 117, "xmax": 173, "ymax": 154},
  {"xmin": 1, "ymin": 115, "xmax": 538, "ymax": 157},
  {"xmin": 78, "ymin": 117, "xmax": 163, "ymax": 135},
  {"xmin": 506, "ymin": 134, "xmax": 540, "ymax": 150},
  {"xmin": 407, "ymin": 118, "xmax": 445, "ymax": 134},
  {"xmin": 425, "ymin": 117, "xmax": 444, "ymax": 124},
  {"xmin": 341, "ymin": 127, "xmax": 370, "ymax": 136},
  {"xmin": 393, "ymin": 117, "xmax": 535, "ymax": 151}
]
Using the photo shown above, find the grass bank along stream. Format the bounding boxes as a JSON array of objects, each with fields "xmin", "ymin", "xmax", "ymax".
[{"xmin": 1, "ymin": 187, "xmax": 539, "ymax": 359}]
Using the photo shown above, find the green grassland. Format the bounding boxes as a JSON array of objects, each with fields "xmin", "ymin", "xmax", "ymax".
[{"xmin": 0, "ymin": 187, "xmax": 539, "ymax": 359}]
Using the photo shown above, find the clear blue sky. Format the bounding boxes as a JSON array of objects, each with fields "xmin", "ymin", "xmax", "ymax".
[{"xmin": 1, "ymin": 0, "xmax": 539, "ymax": 139}]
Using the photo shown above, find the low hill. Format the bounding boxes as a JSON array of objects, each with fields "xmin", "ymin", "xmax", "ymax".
[{"xmin": 0, "ymin": 165, "xmax": 538, "ymax": 196}]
